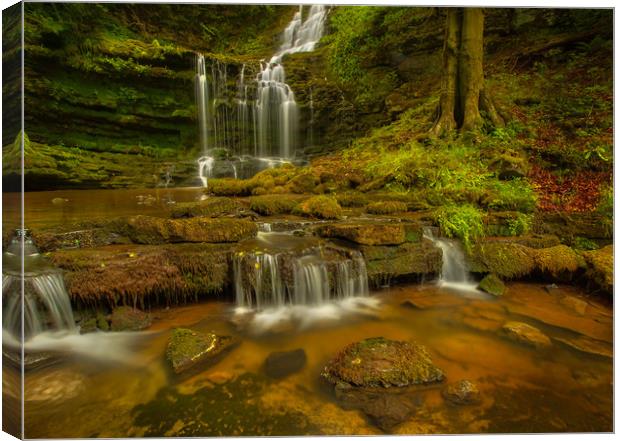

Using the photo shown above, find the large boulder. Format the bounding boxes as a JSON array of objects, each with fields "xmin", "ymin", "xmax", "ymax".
[
  {"xmin": 166, "ymin": 328, "xmax": 238, "ymax": 374},
  {"xmin": 317, "ymin": 221, "xmax": 406, "ymax": 246},
  {"xmin": 115, "ymin": 215, "xmax": 257, "ymax": 244},
  {"xmin": 321, "ymin": 337, "xmax": 445, "ymax": 388}
]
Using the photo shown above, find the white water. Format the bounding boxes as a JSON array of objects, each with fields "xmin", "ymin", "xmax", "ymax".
[
  {"xmin": 256, "ymin": 5, "xmax": 327, "ymax": 158},
  {"xmin": 423, "ymin": 228, "xmax": 480, "ymax": 293},
  {"xmin": 234, "ymin": 232, "xmax": 369, "ymax": 310},
  {"xmin": 198, "ymin": 155, "xmax": 215, "ymax": 187}
]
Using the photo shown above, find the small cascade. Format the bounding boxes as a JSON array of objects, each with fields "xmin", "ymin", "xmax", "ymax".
[
  {"xmin": 2, "ymin": 231, "xmax": 77, "ymax": 340},
  {"xmin": 423, "ymin": 228, "xmax": 479, "ymax": 292},
  {"xmin": 198, "ymin": 155, "xmax": 215, "ymax": 187},
  {"xmin": 233, "ymin": 232, "xmax": 369, "ymax": 310},
  {"xmin": 195, "ymin": 54, "xmax": 209, "ymax": 153}
]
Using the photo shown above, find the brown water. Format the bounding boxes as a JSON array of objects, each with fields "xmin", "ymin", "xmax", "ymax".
[
  {"xmin": 2, "ymin": 188, "xmax": 614, "ymax": 436},
  {"xmin": 3, "ymin": 282, "xmax": 611, "ymax": 437}
]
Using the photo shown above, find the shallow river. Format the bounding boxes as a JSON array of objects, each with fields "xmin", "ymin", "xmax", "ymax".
[{"xmin": 2, "ymin": 188, "xmax": 614, "ymax": 436}]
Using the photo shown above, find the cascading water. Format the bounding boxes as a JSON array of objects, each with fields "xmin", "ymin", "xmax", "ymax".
[
  {"xmin": 255, "ymin": 5, "xmax": 327, "ymax": 158},
  {"xmin": 233, "ymin": 232, "xmax": 376, "ymax": 332},
  {"xmin": 194, "ymin": 6, "xmax": 327, "ymax": 186},
  {"xmin": 423, "ymin": 228, "xmax": 479, "ymax": 292},
  {"xmin": 2, "ymin": 230, "xmax": 147, "ymax": 364}
]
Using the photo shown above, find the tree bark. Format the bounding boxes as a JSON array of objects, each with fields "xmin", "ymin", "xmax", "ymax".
[{"xmin": 431, "ymin": 8, "xmax": 502, "ymax": 136}]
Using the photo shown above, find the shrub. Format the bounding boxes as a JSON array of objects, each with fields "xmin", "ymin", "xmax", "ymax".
[
  {"xmin": 294, "ymin": 195, "xmax": 342, "ymax": 219},
  {"xmin": 434, "ymin": 205, "xmax": 484, "ymax": 251}
]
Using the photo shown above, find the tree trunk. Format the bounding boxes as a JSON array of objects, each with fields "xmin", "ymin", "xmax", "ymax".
[{"xmin": 431, "ymin": 7, "xmax": 503, "ymax": 137}]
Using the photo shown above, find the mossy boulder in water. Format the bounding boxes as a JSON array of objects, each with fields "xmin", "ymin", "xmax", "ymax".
[
  {"xmin": 166, "ymin": 328, "xmax": 238, "ymax": 374},
  {"xmin": 110, "ymin": 306, "xmax": 152, "ymax": 331},
  {"xmin": 533, "ymin": 245, "xmax": 584, "ymax": 279},
  {"xmin": 321, "ymin": 337, "xmax": 445, "ymax": 388},
  {"xmin": 118, "ymin": 215, "xmax": 257, "ymax": 244},
  {"xmin": 582, "ymin": 245, "xmax": 613, "ymax": 294},
  {"xmin": 478, "ymin": 273, "xmax": 506, "ymax": 296},
  {"xmin": 249, "ymin": 194, "xmax": 306, "ymax": 216},
  {"xmin": 317, "ymin": 221, "xmax": 406, "ymax": 246}
]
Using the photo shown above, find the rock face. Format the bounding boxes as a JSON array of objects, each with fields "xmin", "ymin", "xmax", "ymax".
[
  {"xmin": 264, "ymin": 348, "xmax": 307, "ymax": 379},
  {"xmin": 321, "ymin": 337, "xmax": 445, "ymax": 388},
  {"xmin": 361, "ymin": 240, "xmax": 442, "ymax": 287},
  {"xmin": 478, "ymin": 274, "xmax": 506, "ymax": 296},
  {"xmin": 166, "ymin": 328, "xmax": 238, "ymax": 374},
  {"xmin": 117, "ymin": 215, "xmax": 257, "ymax": 244},
  {"xmin": 110, "ymin": 306, "xmax": 152, "ymax": 331},
  {"xmin": 442, "ymin": 380, "xmax": 480, "ymax": 405},
  {"xmin": 317, "ymin": 222, "xmax": 406, "ymax": 246},
  {"xmin": 501, "ymin": 321, "xmax": 552, "ymax": 349}
]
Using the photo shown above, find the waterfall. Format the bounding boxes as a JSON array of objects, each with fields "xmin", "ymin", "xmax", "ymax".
[
  {"xmin": 423, "ymin": 228, "xmax": 479, "ymax": 292},
  {"xmin": 255, "ymin": 5, "xmax": 327, "ymax": 158},
  {"xmin": 195, "ymin": 54, "xmax": 209, "ymax": 154},
  {"xmin": 198, "ymin": 155, "xmax": 215, "ymax": 187},
  {"xmin": 2, "ymin": 232, "xmax": 76, "ymax": 340},
  {"xmin": 233, "ymin": 232, "xmax": 369, "ymax": 310}
]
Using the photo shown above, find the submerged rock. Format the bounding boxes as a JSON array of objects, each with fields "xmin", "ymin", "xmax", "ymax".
[
  {"xmin": 501, "ymin": 321, "xmax": 551, "ymax": 349},
  {"xmin": 321, "ymin": 337, "xmax": 445, "ymax": 388},
  {"xmin": 441, "ymin": 380, "xmax": 480, "ymax": 405},
  {"xmin": 166, "ymin": 328, "xmax": 238, "ymax": 374},
  {"xmin": 264, "ymin": 348, "xmax": 307, "ymax": 379},
  {"xmin": 110, "ymin": 306, "xmax": 152, "ymax": 331},
  {"xmin": 554, "ymin": 336, "xmax": 612, "ymax": 359},
  {"xmin": 478, "ymin": 274, "xmax": 505, "ymax": 296}
]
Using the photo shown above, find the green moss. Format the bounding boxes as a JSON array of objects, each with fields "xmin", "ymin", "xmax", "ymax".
[
  {"xmin": 471, "ymin": 242, "xmax": 536, "ymax": 279},
  {"xmin": 582, "ymin": 245, "xmax": 613, "ymax": 294},
  {"xmin": 207, "ymin": 178, "xmax": 255, "ymax": 196},
  {"xmin": 249, "ymin": 194, "xmax": 304, "ymax": 216},
  {"xmin": 365, "ymin": 201, "xmax": 408, "ymax": 215},
  {"xmin": 478, "ymin": 273, "xmax": 506, "ymax": 296},
  {"xmin": 335, "ymin": 191, "xmax": 369, "ymax": 207},
  {"xmin": 534, "ymin": 245, "xmax": 583, "ymax": 277},
  {"xmin": 294, "ymin": 195, "xmax": 342, "ymax": 219},
  {"xmin": 286, "ymin": 171, "xmax": 319, "ymax": 194}
]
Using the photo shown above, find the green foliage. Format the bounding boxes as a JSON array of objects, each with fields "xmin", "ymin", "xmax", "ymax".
[
  {"xmin": 506, "ymin": 213, "xmax": 533, "ymax": 236},
  {"xmin": 484, "ymin": 179, "xmax": 537, "ymax": 213},
  {"xmin": 573, "ymin": 236, "xmax": 599, "ymax": 251},
  {"xmin": 366, "ymin": 201, "xmax": 408, "ymax": 215},
  {"xmin": 434, "ymin": 205, "xmax": 485, "ymax": 251}
]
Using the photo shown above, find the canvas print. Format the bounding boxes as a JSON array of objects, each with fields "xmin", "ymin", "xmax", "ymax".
[{"xmin": 1, "ymin": 2, "xmax": 613, "ymax": 438}]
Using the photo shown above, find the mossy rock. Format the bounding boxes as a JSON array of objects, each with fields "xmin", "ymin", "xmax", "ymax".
[
  {"xmin": 469, "ymin": 241, "xmax": 536, "ymax": 279},
  {"xmin": 286, "ymin": 172, "xmax": 319, "ymax": 194},
  {"xmin": 249, "ymin": 194, "xmax": 306, "ymax": 216},
  {"xmin": 533, "ymin": 212, "xmax": 613, "ymax": 242},
  {"xmin": 321, "ymin": 337, "xmax": 445, "ymax": 388},
  {"xmin": 501, "ymin": 322, "xmax": 552, "ymax": 349},
  {"xmin": 207, "ymin": 178, "xmax": 254, "ymax": 196},
  {"xmin": 365, "ymin": 201, "xmax": 408, "ymax": 215},
  {"xmin": 533, "ymin": 245, "xmax": 584, "ymax": 279},
  {"xmin": 582, "ymin": 245, "xmax": 613, "ymax": 294},
  {"xmin": 169, "ymin": 197, "xmax": 243, "ymax": 219},
  {"xmin": 293, "ymin": 195, "xmax": 342, "ymax": 219},
  {"xmin": 478, "ymin": 274, "xmax": 506, "ymax": 296},
  {"xmin": 110, "ymin": 306, "xmax": 151, "ymax": 331},
  {"xmin": 117, "ymin": 215, "xmax": 257, "ymax": 244},
  {"xmin": 335, "ymin": 192, "xmax": 369, "ymax": 207},
  {"xmin": 166, "ymin": 328, "xmax": 238, "ymax": 374},
  {"xmin": 318, "ymin": 221, "xmax": 406, "ymax": 246},
  {"xmin": 363, "ymin": 241, "xmax": 443, "ymax": 287}
]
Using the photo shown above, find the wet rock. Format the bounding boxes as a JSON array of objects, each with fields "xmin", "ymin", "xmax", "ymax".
[
  {"xmin": 334, "ymin": 386, "xmax": 423, "ymax": 431},
  {"xmin": 30, "ymin": 222, "xmax": 131, "ymax": 252},
  {"xmin": 264, "ymin": 348, "xmax": 307, "ymax": 379},
  {"xmin": 362, "ymin": 240, "xmax": 442, "ymax": 287},
  {"xmin": 322, "ymin": 337, "xmax": 445, "ymax": 388},
  {"xmin": 582, "ymin": 245, "xmax": 613, "ymax": 294},
  {"xmin": 533, "ymin": 212, "xmax": 612, "ymax": 241},
  {"xmin": 554, "ymin": 336, "xmax": 612, "ymax": 359},
  {"xmin": 317, "ymin": 221, "xmax": 406, "ymax": 246},
  {"xmin": 117, "ymin": 215, "xmax": 257, "ymax": 244},
  {"xmin": 166, "ymin": 328, "xmax": 238, "ymax": 374},
  {"xmin": 501, "ymin": 321, "xmax": 551, "ymax": 349},
  {"xmin": 51, "ymin": 243, "xmax": 232, "ymax": 308},
  {"xmin": 559, "ymin": 295, "xmax": 588, "ymax": 315},
  {"xmin": 442, "ymin": 380, "xmax": 480, "ymax": 405},
  {"xmin": 79, "ymin": 317, "xmax": 98, "ymax": 334},
  {"xmin": 110, "ymin": 306, "xmax": 151, "ymax": 331},
  {"xmin": 544, "ymin": 283, "xmax": 559, "ymax": 293},
  {"xmin": 469, "ymin": 241, "xmax": 536, "ymax": 279},
  {"xmin": 478, "ymin": 274, "xmax": 505, "ymax": 296}
]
